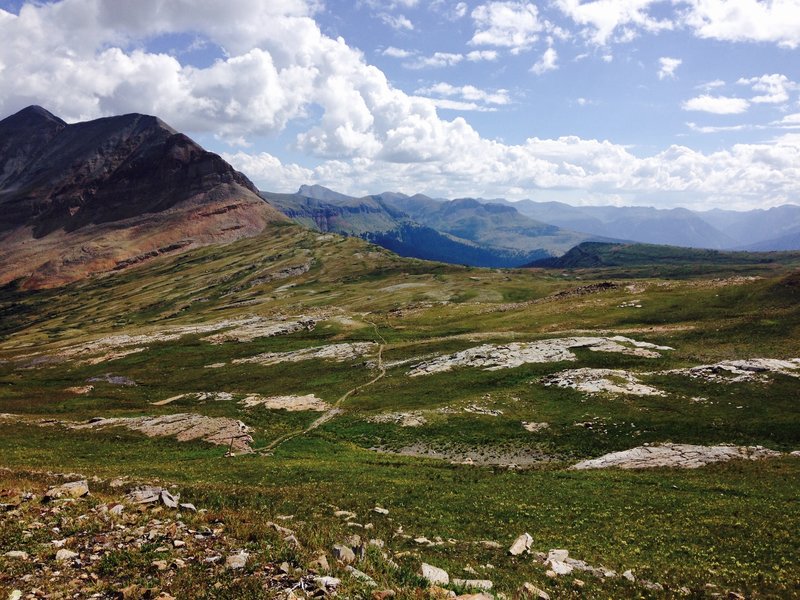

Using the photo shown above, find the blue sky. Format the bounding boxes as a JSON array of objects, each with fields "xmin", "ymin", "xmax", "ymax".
[{"xmin": 0, "ymin": 0, "xmax": 799, "ymax": 209}]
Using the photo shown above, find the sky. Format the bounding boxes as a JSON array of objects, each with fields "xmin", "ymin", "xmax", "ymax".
[{"xmin": 0, "ymin": 0, "xmax": 799, "ymax": 210}]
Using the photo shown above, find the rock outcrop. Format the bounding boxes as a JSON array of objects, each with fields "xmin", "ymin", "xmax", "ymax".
[{"xmin": 571, "ymin": 443, "xmax": 781, "ymax": 470}]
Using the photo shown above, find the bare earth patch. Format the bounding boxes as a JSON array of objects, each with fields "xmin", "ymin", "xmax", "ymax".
[
  {"xmin": 540, "ymin": 368, "xmax": 665, "ymax": 396},
  {"xmin": 408, "ymin": 336, "xmax": 672, "ymax": 376},
  {"xmin": 240, "ymin": 394, "xmax": 330, "ymax": 412},
  {"xmin": 233, "ymin": 342, "xmax": 378, "ymax": 366},
  {"xmin": 70, "ymin": 413, "xmax": 254, "ymax": 454},
  {"xmin": 571, "ymin": 443, "xmax": 781, "ymax": 470},
  {"xmin": 664, "ymin": 358, "xmax": 800, "ymax": 383}
]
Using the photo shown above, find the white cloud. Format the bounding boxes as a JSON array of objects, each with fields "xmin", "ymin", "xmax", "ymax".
[
  {"xmin": 657, "ymin": 57, "xmax": 681, "ymax": 80},
  {"xmin": 222, "ymin": 151, "xmax": 313, "ymax": 191},
  {"xmin": 379, "ymin": 13, "xmax": 414, "ymax": 30},
  {"xmin": 682, "ymin": 95, "xmax": 750, "ymax": 114},
  {"xmin": 382, "ymin": 46, "xmax": 414, "ymax": 58},
  {"xmin": 424, "ymin": 99, "xmax": 499, "ymax": 112},
  {"xmin": 774, "ymin": 113, "xmax": 800, "ymax": 128},
  {"xmin": 453, "ymin": 2, "xmax": 469, "ymax": 18},
  {"xmin": 697, "ymin": 79, "xmax": 726, "ymax": 90},
  {"xmin": 405, "ymin": 52, "xmax": 464, "ymax": 69},
  {"xmin": 687, "ymin": 122, "xmax": 749, "ymax": 133},
  {"xmin": 681, "ymin": 0, "xmax": 800, "ymax": 48},
  {"xmin": 738, "ymin": 73, "xmax": 796, "ymax": 104},
  {"xmin": 415, "ymin": 83, "xmax": 511, "ymax": 105},
  {"xmin": 466, "ymin": 50, "xmax": 499, "ymax": 61},
  {"xmin": 470, "ymin": 1, "xmax": 544, "ymax": 52},
  {"xmin": 554, "ymin": 0, "xmax": 673, "ymax": 45},
  {"xmin": 531, "ymin": 47, "xmax": 558, "ymax": 74}
]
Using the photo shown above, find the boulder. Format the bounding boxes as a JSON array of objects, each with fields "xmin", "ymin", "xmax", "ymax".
[
  {"xmin": 43, "ymin": 480, "xmax": 89, "ymax": 501},
  {"xmin": 420, "ymin": 563, "xmax": 450, "ymax": 585},
  {"xmin": 55, "ymin": 549, "xmax": 79, "ymax": 562},
  {"xmin": 333, "ymin": 544, "xmax": 356, "ymax": 564},
  {"xmin": 4, "ymin": 551, "xmax": 28, "ymax": 560},
  {"xmin": 509, "ymin": 533, "xmax": 532, "ymax": 556},
  {"xmin": 225, "ymin": 551, "xmax": 248, "ymax": 570}
]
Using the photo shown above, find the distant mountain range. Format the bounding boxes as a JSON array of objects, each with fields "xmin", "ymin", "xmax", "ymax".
[
  {"xmin": 487, "ymin": 198, "xmax": 800, "ymax": 251},
  {"xmin": 0, "ymin": 106, "xmax": 284, "ymax": 289},
  {"xmin": 262, "ymin": 186, "xmax": 604, "ymax": 268}
]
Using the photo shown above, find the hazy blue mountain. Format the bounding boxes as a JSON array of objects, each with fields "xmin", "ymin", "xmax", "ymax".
[
  {"xmin": 261, "ymin": 187, "xmax": 550, "ymax": 267},
  {"xmin": 697, "ymin": 205, "xmax": 800, "ymax": 249}
]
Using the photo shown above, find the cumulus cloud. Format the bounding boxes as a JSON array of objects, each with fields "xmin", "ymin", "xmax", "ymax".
[
  {"xmin": 470, "ymin": 1, "xmax": 545, "ymax": 52},
  {"xmin": 682, "ymin": 95, "xmax": 750, "ymax": 114},
  {"xmin": 554, "ymin": 0, "xmax": 673, "ymax": 45},
  {"xmin": 738, "ymin": 73, "xmax": 796, "ymax": 104},
  {"xmin": 405, "ymin": 52, "xmax": 464, "ymax": 69},
  {"xmin": 658, "ymin": 57, "xmax": 682, "ymax": 80},
  {"xmin": 687, "ymin": 122, "xmax": 749, "ymax": 134},
  {"xmin": 531, "ymin": 47, "xmax": 558, "ymax": 74},
  {"xmin": 1, "ymin": 0, "xmax": 800, "ymax": 210},
  {"xmin": 466, "ymin": 50, "xmax": 500, "ymax": 61},
  {"xmin": 681, "ymin": 0, "xmax": 800, "ymax": 48}
]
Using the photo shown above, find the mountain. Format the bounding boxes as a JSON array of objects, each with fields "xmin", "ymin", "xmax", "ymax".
[
  {"xmin": 262, "ymin": 187, "xmax": 548, "ymax": 267},
  {"xmin": 495, "ymin": 199, "xmax": 737, "ymax": 249},
  {"xmin": 0, "ymin": 106, "xmax": 284, "ymax": 289},
  {"xmin": 697, "ymin": 205, "xmax": 800, "ymax": 249},
  {"xmin": 268, "ymin": 185, "xmax": 604, "ymax": 267},
  {"xmin": 379, "ymin": 194, "xmax": 597, "ymax": 254}
]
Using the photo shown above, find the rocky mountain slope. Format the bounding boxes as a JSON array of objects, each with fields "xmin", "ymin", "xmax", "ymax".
[{"xmin": 0, "ymin": 106, "xmax": 285, "ymax": 289}]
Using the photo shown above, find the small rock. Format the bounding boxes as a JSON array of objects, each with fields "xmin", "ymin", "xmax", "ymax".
[
  {"xmin": 8, "ymin": 592, "xmax": 22, "ymax": 600},
  {"xmin": 479, "ymin": 540, "xmax": 501, "ymax": 549},
  {"xmin": 420, "ymin": 563, "xmax": 450, "ymax": 585},
  {"xmin": 547, "ymin": 560, "xmax": 573, "ymax": 576},
  {"xmin": 728, "ymin": 593, "xmax": 745, "ymax": 600},
  {"xmin": 44, "ymin": 480, "xmax": 89, "ymax": 501},
  {"xmin": 372, "ymin": 591, "xmax": 396, "ymax": 600},
  {"xmin": 333, "ymin": 544, "xmax": 357, "ymax": 564},
  {"xmin": 109, "ymin": 504, "xmax": 124, "ymax": 515},
  {"xmin": 225, "ymin": 551, "xmax": 248, "ymax": 570},
  {"xmin": 347, "ymin": 565, "xmax": 378, "ymax": 587},
  {"xmin": 284, "ymin": 534, "xmax": 301, "ymax": 548},
  {"xmin": 455, "ymin": 594, "xmax": 493, "ymax": 600},
  {"xmin": 173, "ymin": 540, "xmax": 185, "ymax": 548},
  {"xmin": 4, "ymin": 551, "xmax": 28, "ymax": 560},
  {"xmin": 572, "ymin": 579, "xmax": 585, "ymax": 588},
  {"xmin": 334, "ymin": 510, "xmax": 357, "ymax": 519},
  {"xmin": 179, "ymin": 503, "xmax": 197, "ymax": 512},
  {"xmin": 310, "ymin": 554, "xmax": 330, "ymax": 572},
  {"xmin": 55, "ymin": 549, "xmax": 79, "ymax": 562},
  {"xmin": 622, "ymin": 569, "xmax": 635, "ymax": 582},
  {"xmin": 315, "ymin": 576, "xmax": 341, "ymax": 589},
  {"xmin": 546, "ymin": 549, "xmax": 568, "ymax": 562},
  {"xmin": 545, "ymin": 570, "xmax": 556, "ymax": 579},
  {"xmin": 508, "ymin": 532, "xmax": 532, "ymax": 556},
  {"xmin": 414, "ymin": 536, "xmax": 432, "ymax": 545},
  {"xmin": 373, "ymin": 506, "xmax": 389, "ymax": 515},
  {"xmin": 151, "ymin": 560, "xmax": 169, "ymax": 571},
  {"xmin": 517, "ymin": 582, "xmax": 550, "ymax": 600}
]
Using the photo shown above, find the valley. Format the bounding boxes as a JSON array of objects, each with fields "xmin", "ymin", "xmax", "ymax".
[{"xmin": 1, "ymin": 220, "xmax": 799, "ymax": 599}]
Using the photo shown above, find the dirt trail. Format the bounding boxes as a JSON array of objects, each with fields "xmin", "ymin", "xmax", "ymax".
[{"xmin": 262, "ymin": 322, "xmax": 387, "ymax": 453}]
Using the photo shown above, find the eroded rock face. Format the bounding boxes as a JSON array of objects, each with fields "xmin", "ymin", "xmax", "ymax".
[
  {"xmin": 407, "ymin": 336, "xmax": 672, "ymax": 376},
  {"xmin": 233, "ymin": 342, "xmax": 378, "ymax": 366},
  {"xmin": 540, "ymin": 368, "xmax": 665, "ymax": 396},
  {"xmin": 70, "ymin": 413, "xmax": 254, "ymax": 454},
  {"xmin": 571, "ymin": 443, "xmax": 781, "ymax": 470},
  {"xmin": 664, "ymin": 358, "xmax": 800, "ymax": 383},
  {"xmin": 0, "ymin": 106, "xmax": 286, "ymax": 289}
]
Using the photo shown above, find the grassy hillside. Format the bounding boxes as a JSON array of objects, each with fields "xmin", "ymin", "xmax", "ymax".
[{"xmin": 1, "ymin": 223, "xmax": 799, "ymax": 598}]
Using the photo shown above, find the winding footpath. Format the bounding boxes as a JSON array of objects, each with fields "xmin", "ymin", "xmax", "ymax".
[{"xmin": 261, "ymin": 322, "xmax": 387, "ymax": 453}]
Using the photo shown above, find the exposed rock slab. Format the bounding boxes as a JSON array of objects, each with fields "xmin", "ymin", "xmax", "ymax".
[
  {"xmin": 71, "ymin": 413, "xmax": 254, "ymax": 454},
  {"xmin": 540, "ymin": 368, "xmax": 665, "ymax": 396},
  {"xmin": 233, "ymin": 342, "xmax": 378, "ymax": 366},
  {"xmin": 571, "ymin": 443, "xmax": 781, "ymax": 470},
  {"xmin": 408, "ymin": 336, "xmax": 672, "ymax": 376},
  {"xmin": 240, "ymin": 394, "xmax": 329, "ymax": 412},
  {"xmin": 664, "ymin": 358, "xmax": 800, "ymax": 383},
  {"xmin": 203, "ymin": 316, "xmax": 315, "ymax": 344}
]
